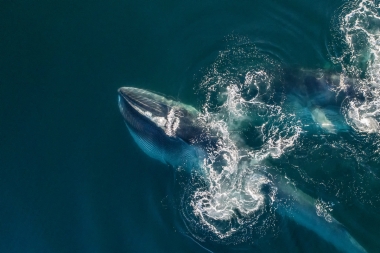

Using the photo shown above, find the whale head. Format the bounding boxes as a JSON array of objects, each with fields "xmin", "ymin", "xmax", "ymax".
[{"xmin": 118, "ymin": 87, "xmax": 205, "ymax": 170}]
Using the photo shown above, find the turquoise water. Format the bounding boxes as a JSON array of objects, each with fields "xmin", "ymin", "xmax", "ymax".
[{"xmin": 1, "ymin": 0, "xmax": 380, "ymax": 252}]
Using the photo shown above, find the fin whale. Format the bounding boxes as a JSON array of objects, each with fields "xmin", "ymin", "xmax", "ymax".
[{"xmin": 118, "ymin": 86, "xmax": 366, "ymax": 253}]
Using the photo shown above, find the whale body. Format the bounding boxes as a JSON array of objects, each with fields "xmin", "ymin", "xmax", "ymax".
[{"xmin": 118, "ymin": 86, "xmax": 366, "ymax": 253}]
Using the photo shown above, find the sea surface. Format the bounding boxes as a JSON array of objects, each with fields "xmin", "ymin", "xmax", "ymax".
[{"xmin": 1, "ymin": 0, "xmax": 380, "ymax": 252}]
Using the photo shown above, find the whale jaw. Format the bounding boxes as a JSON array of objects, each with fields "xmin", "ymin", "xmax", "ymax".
[
  {"xmin": 118, "ymin": 87, "xmax": 206, "ymax": 170},
  {"xmin": 118, "ymin": 87, "xmax": 203, "ymax": 144}
]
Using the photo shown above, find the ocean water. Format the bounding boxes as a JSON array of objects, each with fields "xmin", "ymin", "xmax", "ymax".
[{"xmin": 1, "ymin": 0, "xmax": 380, "ymax": 252}]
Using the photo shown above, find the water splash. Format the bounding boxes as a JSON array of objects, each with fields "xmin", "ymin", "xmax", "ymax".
[
  {"xmin": 315, "ymin": 198, "xmax": 334, "ymax": 223},
  {"xmin": 180, "ymin": 41, "xmax": 303, "ymax": 242},
  {"xmin": 332, "ymin": 0, "xmax": 380, "ymax": 134}
]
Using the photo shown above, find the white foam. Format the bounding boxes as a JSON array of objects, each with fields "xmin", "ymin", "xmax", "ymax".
[
  {"xmin": 165, "ymin": 108, "xmax": 181, "ymax": 137},
  {"xmin": 182, "ymin": 43, "xmax": 296, "ymax": 239},
  {"xmin": 334, "ymin": 0, "xmax": 380, "ymax": 134},
  {"xmin": 315, "ymin": 199, "xmax": 334, "ymax": 223},
  {"xmin": 179, "ymin": 1, "xmax": 380, "ymax": 242}
]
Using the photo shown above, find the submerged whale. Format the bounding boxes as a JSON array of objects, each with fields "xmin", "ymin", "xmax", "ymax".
[
  {"xmin": 118, "ymin": 86, "xmax": 366, "ymax": 253},
  {"xmin": 282, "ymin": 69, "xmax": 353, "ymax": 134}
]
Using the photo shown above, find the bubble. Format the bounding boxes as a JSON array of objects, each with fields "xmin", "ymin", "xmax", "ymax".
[{"xmin": 315, "ymin": 199, "xmax": 334, "ymax": 223}]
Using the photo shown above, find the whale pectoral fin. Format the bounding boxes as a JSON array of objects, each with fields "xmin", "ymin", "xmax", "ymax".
[{"xmin": 310, "ymin": 106, "xmax": 349, "ymax": 133}]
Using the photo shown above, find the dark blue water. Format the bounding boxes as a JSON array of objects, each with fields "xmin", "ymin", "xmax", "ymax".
[{"xmin": 1, "ymin": 0, "xmax": 379, "ymax": 252}]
